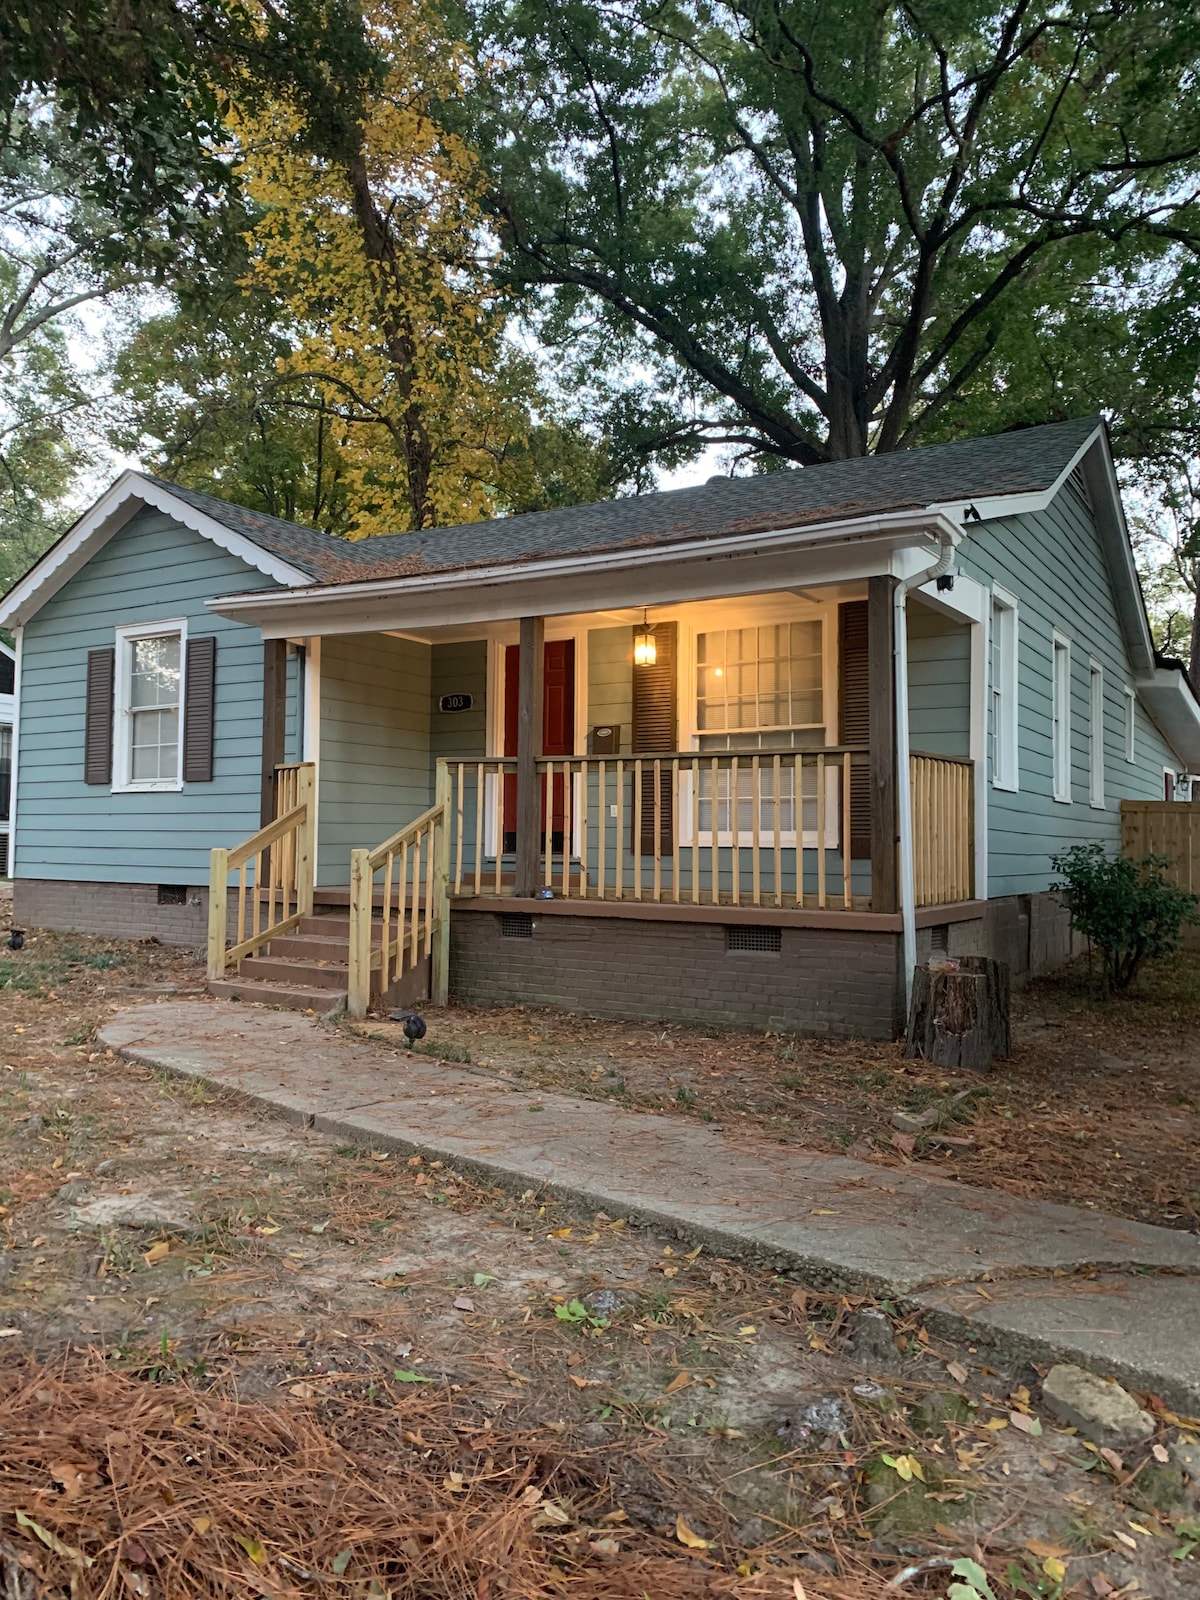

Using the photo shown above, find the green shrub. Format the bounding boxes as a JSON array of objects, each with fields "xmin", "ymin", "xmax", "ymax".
[{"xmin": 1051, "ymin": 844, "xmax": 1200, "ymax": 992}]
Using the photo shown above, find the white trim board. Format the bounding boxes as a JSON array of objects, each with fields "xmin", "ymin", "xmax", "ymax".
[{"xmin": 0, "ymin": 472, "xmax": 313, "ymax": 629}]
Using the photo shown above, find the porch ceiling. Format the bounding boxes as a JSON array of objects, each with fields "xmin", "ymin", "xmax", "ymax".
[{"xmin": 207, "ymin": 509, "xmax": 958, "ymax": 639}]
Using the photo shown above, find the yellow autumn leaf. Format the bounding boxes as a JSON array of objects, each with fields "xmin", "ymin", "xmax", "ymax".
[
  {"xmin": 191, "ymin": 1517, "xmax": 211, "ymax": 1536},
  {"xmin": 1043, "ymin": 1556, "xmax": 1066, "ymax": 1583},
  {"xmin": 143, "ymin": 1241, "xmax": 170, "ymax": 1266},
  {"xmin": 675, "ymin": 1516, "xmax": 710, "ymax": 1550}
]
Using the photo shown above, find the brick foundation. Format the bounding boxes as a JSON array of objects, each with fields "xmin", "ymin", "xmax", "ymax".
[
  {"xmin": 449, "ymin": 906, "xmax": 906, "ymax": 1039},
  {"xmin": 14, "ymin": 878, "xmax": 213, "ymax": 949}
]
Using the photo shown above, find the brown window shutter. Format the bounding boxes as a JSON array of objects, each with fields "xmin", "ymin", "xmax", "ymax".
[
  {"xmin": 84, "ymin": 647, "xmax": 115, "ymax": 785},
  {"xmin": 838, "ymin": 602, "xmax": 871, "ymax": 859},
  {"xmin": 183, "ymin": 635, "xmax": 217, "ymax": 783},
  {"xmin": 631, "ymin": 621, "xmax": 677, "ymax": 853}
]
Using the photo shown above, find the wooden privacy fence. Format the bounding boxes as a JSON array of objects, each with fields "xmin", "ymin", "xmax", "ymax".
[
  {"xmin": 207, "ymin": 761, "xmax": 315, "ymax": 980},
  {"xmin": 347, "ymin": 767, "xmax": 451, "ymax": 1018},
  {"xmin": 443, "ymin": 749, "xmax": 871, "ymax": 909},
  {"xmin": 1121, "ymin": 799, "xmax": 1200, "ymax": 890},
  {"xmin": 910, "ymin": 752, "xmax": 974, "ymax": 908}
]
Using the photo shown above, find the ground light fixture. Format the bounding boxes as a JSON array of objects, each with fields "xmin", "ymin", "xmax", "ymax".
[{"xmin": 633, "ymin": 610, "xmax": 657, "ymax": 666}]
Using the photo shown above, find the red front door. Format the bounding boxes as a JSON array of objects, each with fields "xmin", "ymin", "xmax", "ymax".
[{"xmin": 501, "ymin": 640, "xmax": 575, "ymax": 852}]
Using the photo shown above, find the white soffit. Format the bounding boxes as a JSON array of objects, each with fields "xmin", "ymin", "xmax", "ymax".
[{"xmin": 0, "ymin": 472, "xmax": 313, "ymax": 629}]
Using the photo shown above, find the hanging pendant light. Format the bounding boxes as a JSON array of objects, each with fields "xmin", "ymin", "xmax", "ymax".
[{"xmin": 633, "ymin": 609, "xmax": 657, "ymax": 666}]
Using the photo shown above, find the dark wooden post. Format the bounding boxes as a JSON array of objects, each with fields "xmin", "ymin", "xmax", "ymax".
[
  {"xmin": 514, "ymin": 616, "xmax": 544, "ymax": 897},
  {"xmin": 867, "ymin": 576, "xmax": 898, "ymax": 914},
  {"xmin": 260, "ymin": 638, "xmax": 287, "ymax": 826}
]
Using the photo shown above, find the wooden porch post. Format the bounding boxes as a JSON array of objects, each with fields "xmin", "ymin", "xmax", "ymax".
[
  {"xmin": 260, "ymin": 638, "xmax": 288, "ymax": 826},
  {"xmin": 515, "ymin": 616, "xmax": 544, "ymax": 897},
  {"xmin": 867, "ymin": 576, "xmax": 899, "ymax": 914}
]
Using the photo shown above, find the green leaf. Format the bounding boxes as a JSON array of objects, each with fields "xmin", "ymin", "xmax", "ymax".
[
  {"xmin": 473, "ymin": 1272, "xmax": 495, "ymax": 1288},
  {"xmin": 332, "ymin": 1548, "xmax": 353, "ymax": 1576},
  {"xmin": 950, "ymin": 1558, "xmax": 998, "ymax": 1600},
  {"xmin": 393, "ymin": 1368, "xmax": 432, "ymax": 1383}
]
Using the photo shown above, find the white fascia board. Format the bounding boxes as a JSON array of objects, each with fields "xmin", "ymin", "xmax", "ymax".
[
  {"xmin": 926, "ymin": 424, "xmax": 1103, "ymax": 528},
  {"xmin": 0, "ymin": 471, "xmax": 313, "ymax": 629},
  {"xmin": 209, "ymin": 509, "xmax": 961, "ymax": 639},
  {"xmin": 1135, "ymin": 668, "xmax": 1200, "ymax": 770}
]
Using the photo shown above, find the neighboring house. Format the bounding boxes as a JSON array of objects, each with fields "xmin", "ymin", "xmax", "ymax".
[{"xmin": 1, "ymin": 416, "xmax": 1197, "ymax": 1038}]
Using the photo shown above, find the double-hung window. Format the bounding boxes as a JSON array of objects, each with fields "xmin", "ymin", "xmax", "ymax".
[
  {"xmin": 1052, "ymin": 632, "xmax": 1072, "ymax": 803},
  {"xmin": 1089, "ymin": 661, "xmax": 1105, "ymax": 808},
  {"xmin": 114, "ymin": 621, "xmax": 186, "ymax": 791},
  {"xmin": 989, "ymin": 587, "xmax": 1018, "ymax": 790},
  {"xmin": 690, "ymin": 619, "xmax": 834, "ymax": 846}
]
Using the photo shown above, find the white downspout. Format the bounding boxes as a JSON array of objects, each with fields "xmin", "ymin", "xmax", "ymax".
[{"xmin": 894, "ymin": 532, "xmax": 957, "ymax": 1013}]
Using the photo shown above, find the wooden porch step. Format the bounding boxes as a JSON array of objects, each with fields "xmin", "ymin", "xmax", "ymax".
[
  {"xmin": 267, "ymin": 932, "xmax": 356, "ymax": 963},
  {"xmin": 207, "ymin": 976, "xmax": 346, "ymax": 1013},
  {"xmin": 240, "ymin": 954, "xmax": 349, "ymax": 991}
]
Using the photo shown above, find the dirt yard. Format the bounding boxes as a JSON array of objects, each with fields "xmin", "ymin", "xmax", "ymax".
[{"xmin": 0, "ymin": 919, "xmax": 1197, "ymax": 1598}]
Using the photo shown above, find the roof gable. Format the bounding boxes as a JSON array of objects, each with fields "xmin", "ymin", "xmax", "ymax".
[{"xmin": 0, "ymin": 473, "xmax": 313, "ymax": 630}]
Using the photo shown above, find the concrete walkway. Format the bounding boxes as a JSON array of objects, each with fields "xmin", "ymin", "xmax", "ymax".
[{"xmin": 100, "ymin": 1001, "xmax": 1200, "ymax": 1411}]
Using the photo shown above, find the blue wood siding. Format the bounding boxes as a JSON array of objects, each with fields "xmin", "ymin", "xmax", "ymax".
[
  {"xmin": 957, "ymin": 482, "xmax": 1177, "ymax": 896},
  {"xmin": 16, "ymin": 509, "xmax": 275, "ymax": 884},
  {"xmin": 430, "ymin": 640, "xmax": 487, "ymax": 779},
  {"xmin": 587, "ymin": 626, "xmax": 633, "ymax": 753},
  {"xmin": 317, "ymin": 633, "xmax": 431, "ymax": 885},
  {"xmin": 907, "ymin": 601, "xmax": 970, "ymax": 759}
]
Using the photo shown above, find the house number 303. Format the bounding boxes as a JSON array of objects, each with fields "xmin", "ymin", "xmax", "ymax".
[{"xmin": 439, "ymin": 693, "xmax": 473, "ymax": 713}]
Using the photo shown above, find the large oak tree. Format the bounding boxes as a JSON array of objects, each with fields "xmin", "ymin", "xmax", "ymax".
[{"xmin": 470, "ymin": 0, "xmax": 1200, "ymax": 466}]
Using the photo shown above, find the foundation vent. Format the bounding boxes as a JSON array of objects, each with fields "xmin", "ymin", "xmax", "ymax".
[
  {"xmin": 726, "ymin": 925, "xmax": 782, "ymax": 954},
  {"xmin": 157, "ymin": 884, "xmax": 188, "ymax": 906},
  {"xmin": 499, "ymin": 913, "xmax": 535, "ymax": 939}
]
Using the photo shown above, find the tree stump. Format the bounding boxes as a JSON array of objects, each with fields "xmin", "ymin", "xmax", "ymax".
[{"xmin": 904, "ymin": 955, "xmax": 1010, "ymax": 1070}]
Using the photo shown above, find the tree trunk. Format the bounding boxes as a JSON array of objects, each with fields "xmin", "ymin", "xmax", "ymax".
[{"xmin": 904, "ymin": 955, "xmax": 1010, "ymax": 1070}]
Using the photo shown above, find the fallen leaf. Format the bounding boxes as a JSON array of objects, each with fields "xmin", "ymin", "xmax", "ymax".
[
  {"xmin": 738, "ymin": 1325, "xmax": 756, "ymax": 1337},
  {"xmin": 1127, "ymin": 1521, "xmax": 1153, "ymax": 1536},
  {"xmin": 792, "ymin": 1583, "xmax": 808, "ymax": 1600},
  {"xmin": 890, "ymin": 1132, "xmax": 916, "ymax": 1156},
  {"xmin": 289, "ymin": 1382, "xmax": 315, "ymax": 1400},
  {"xmin": 191, "ymin": 1517, "xmax": 211, "ymax": 1536},
  {"xmin": 1043, "ymin": 1556, "xmax": 1067, "ymax": 1584},
  {"xmin": 1152, "ymin": 1443, "xmax": 1170, "ymax": 1463},
  {"xmin": 1112, "ymin": 1529, "xmax": 1137, "ymax": 1550},
  {"xmin": 662, "ymin": 1372, "xmax": 692, "ymax": 1395},
  {"xmin": 453, "ymin": 1296, "xmax": 475, "ymax": 1312},
  {"xmin": 232, "ymin": 1533, "xmax": 268, "ymax": 1566},
  {"xmin": 332, "ymin": 1549, "xmax": 352, "ymax": 1576},
  {"xmin": 49, "ymin": 1461, "xmax": 99, "ymax": 1502},
  {"xmin": 443, "ymin": 1472, "xmax": 465, "ymax": 1493},
  {"xmin": 568, "ymin": 1374, "xmax": 588, "ymax": 1389},
  {"xmin": 1090, "ymin": 1574, "xmax": 1115, "ymax": 1597},
  {"xmin": 982, "ymin": 1416, "xmax": 1008, "ymax": 1431},
  {"xmin": 1009, "ymin": 1410, "xmax": 1043, "ymax": 1436},
  {"xmin": 1026, "ymin": 1538, "xmax": 1070, "ymax": 1561},
  {"xmin": 675, "ymin": 1516, "xmax": 710, "ymax": 1550},
  {"xmin": 1099, "ymin": 1447, "xmax": 1124, "ymax": 1474},
  {"xmin": 591, "ymin": 1537, "xmax": 620, "ymax": 1556},
  {"xmin": 947, "ymin": 1360, "xmax": 968, "ymax": 1384},
  {"xmin": 142, "ymin": 1241, "xmax": 170, "ymax": 1266},
  {"xmin": 393, "ymin": 1369, "xmax": 432, "ymax": 1384},
  {"xmin": 533, "ymin": 1500, "xmax": 572, "ymax": 1527}
]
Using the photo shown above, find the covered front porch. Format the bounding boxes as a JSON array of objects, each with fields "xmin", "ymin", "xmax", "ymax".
[{"xmin": 208, "ymin": 557, "xmax": 987, "ymax": 1032}]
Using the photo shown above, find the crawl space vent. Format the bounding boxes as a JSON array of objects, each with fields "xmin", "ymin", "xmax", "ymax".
[
  {"xmin": 499, "ymin": 913, "xmax": 534, "ymax": 939},
  {"xmin": 726, "ymin": 925, "xmax": 782, "ymax": 954},
  {"xmin": 157, "ymin": 884, "xmax": 188, "ymax": 906}
]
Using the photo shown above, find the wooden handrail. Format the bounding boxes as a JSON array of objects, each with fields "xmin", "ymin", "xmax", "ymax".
[
  {"xmin": 207, "ymin": 762, "xmax": 315, "ymax": 980},
  {"xmin": 347, "ymin": 776, "xmax": 451, "ymax": 1019}
]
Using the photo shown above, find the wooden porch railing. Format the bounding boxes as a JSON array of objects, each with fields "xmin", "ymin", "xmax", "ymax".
[
  {"xmin": 910, "ymin": 752, "xmax": 974, "ymax": 907},
  {"xmin": 443, "ymin": 749, "xmax": 869, "ymax": 909},
  {"xmin": 346, "ymin": 767, "xmax": 451, "ymax": 1018},
  {"xmin": 207, "ymin": 761, "xmax": 315, "ymax": 980}
]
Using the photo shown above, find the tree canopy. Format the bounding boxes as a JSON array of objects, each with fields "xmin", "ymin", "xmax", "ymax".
[{"xmin": 470, "ymin": 0, "xmax": 1200, "ymax": 467}]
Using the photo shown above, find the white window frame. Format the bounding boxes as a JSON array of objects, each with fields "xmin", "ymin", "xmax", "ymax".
[
  {"xmin": 1052, "ymin": 631, "xmax": 1072, "ymax": 804},
  {"xmin": 1124, "ymin": 685, "xmax": 1136, "ymax": 763},
  {"xmin": 1088, "ymin": 659, "xmax": 1105, "ymax": 808},
  {"xmin": 677, "ymin": 760, "xmax": 840, "ymax": 851},
  {"xmin": 112, "ymin": 618, "xmax": 187, "ymax": 793},
  {"xmin": 989, "ymin": 585, "xmax": 1019, "ymax": 792}
]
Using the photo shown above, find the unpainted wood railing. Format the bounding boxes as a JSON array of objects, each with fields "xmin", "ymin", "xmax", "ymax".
[
  {"xmin": 443, "ymin": 749, "xmax": 869, "ymax": 909},
  {"xmin": 910, "ymin": 752, "xmax": 974, "ymax": 907},
  {"xmin": 347, "ymin": 767, "xmax": 451, "ymax": 1018},
  {"xmin": 207, "ymin": 761, "xmax": 315, "ymax": 979}
]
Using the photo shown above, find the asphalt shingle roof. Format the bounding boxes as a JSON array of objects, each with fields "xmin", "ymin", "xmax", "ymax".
[{"xmin": 149, "ymin": 416, "xmax": 1102, "ymax": 588}]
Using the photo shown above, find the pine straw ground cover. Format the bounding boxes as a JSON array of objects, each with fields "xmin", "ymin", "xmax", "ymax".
[{"xmin": 369, "ymin": 951, "xmax": 1200, "ymax": 1229}]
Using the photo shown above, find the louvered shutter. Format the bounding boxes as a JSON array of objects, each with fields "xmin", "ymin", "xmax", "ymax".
[
  {"xmin": 838, "ymin": 602, "xmax": 871, "ymax": 858},
  {"xmin": 84, "ymin": 647, "xmax": 115, "ymax": 785},
  {"xmin": 183, "ymin": 635, "xmax": 217, "ymax": 783},
  {"xmin": 631, "ymin": 621, "xmax": 677, "ymax": 853}
]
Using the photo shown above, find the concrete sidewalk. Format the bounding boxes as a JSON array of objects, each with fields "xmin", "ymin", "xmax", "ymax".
[{"xmin": 100, "ymin": 1001, "xmax": 1200, "ymax": 1411}]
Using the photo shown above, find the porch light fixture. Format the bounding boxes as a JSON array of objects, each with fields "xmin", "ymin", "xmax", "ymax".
[{"xmin": 633, "ymin": 610, "xmax": 657, "ymax": 666}]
